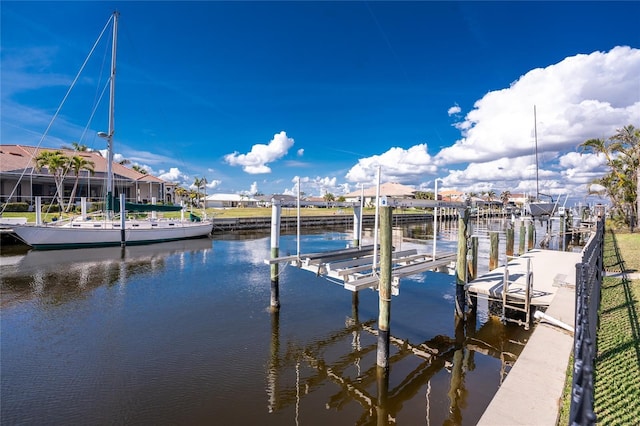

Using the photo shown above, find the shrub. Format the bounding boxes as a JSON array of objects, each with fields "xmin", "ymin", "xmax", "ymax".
[{"xmin": 2, "ymin": 202, "xmax": 30, "ymax": 212}]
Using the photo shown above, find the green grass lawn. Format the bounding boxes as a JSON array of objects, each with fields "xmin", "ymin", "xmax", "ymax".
[
  {"xmin": 557, "ymin": 229, "xmax": 639, "ymax": 425},
  {"xmin": 593, "ymin": 230, "xmax": 640, "ymax": 425},
  {"xmin": 1, "ymin": 206, "xmax": 430, "ymax": 222}
]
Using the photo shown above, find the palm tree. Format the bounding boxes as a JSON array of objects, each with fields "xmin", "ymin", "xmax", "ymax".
[
  {"xmin": 193, "ymin": 177, "xmax": 207, "ymax": 208},
  {"xmin": 62, "ymin": 141, "xmax": 90, "ymax": 152},
  {"xmin": 132, "ymin": 164, "xmax": 148, "ymax": 174},
  {"xmin": 34, "ymin": 150, "xmax": 68, "ymax": 210},
  {"xmin": 188, "ymin": 189, "xmax": 199, "ymax": 208},
  {"xmin": 579, "ymin": 124, "xmax": 639, "ymax": 226},
  {"xmin": 486, "ymin": 190, "xmax": 496, "ymax": 211},
  {"xmin": 414, "ymin": 191, "xmax": 433, "ymax": 200},
  {"xmin": 500, "ymin": 190, "xmax": 512, "ymax": 205},
  {"xmin": 65, "ymin": 156, "xmax": 95, "ymax": 212},
  {"xmin": 174, "ymin": 186, "xmax": 188, "ymax": 205}
]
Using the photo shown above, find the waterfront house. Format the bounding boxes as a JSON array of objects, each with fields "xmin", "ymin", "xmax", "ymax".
[
  {"xmin": 205, "ymin": 193, "xmax": 258, "ymax": 208},
  {"xmin": 343, "ymin": 182, "xmax": 417, "ymax": 206},
  {"xmin": 0, "ymin": 144, "xmax": 177, "ymax": 207}
]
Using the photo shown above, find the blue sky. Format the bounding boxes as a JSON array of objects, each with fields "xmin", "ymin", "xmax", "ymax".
[{"xmin": 2, "ymin": 1, "xmax": 639, "ymax": 202}]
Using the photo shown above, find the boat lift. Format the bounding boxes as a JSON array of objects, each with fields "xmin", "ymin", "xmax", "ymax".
[{"xmin": 265, "ymin": 245, "xmax": 457, "ymax": 295}]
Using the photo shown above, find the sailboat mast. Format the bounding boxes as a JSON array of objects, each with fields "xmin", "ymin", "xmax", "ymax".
[
  {"xmin": 106, "ymin": 11, "xmax": 119, "ymax": 212},
  {"xmin": 533, "ymin": 105, "xmax": 539, "ymax": 199}
]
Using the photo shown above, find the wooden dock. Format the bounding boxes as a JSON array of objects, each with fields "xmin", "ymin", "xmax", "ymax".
[
  {"xmin": 266, "ymin": 245, "xmax": 456, "ymax": 293},
  {"xmin": 466, "ymin": 249, "xmax": 582, "ymax": 308}
]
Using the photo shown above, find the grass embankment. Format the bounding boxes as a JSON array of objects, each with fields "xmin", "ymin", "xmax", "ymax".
[
  {"xmin": 1, "ymin": 206, "xmax": 430, "ymax": 222},
  {"xmin": 557, "ymin": 230, "xmax": 640, "ymax": 425},
  {"xmin": 593, "ymin": 230, "xmax": 640, "ymax": 425}
]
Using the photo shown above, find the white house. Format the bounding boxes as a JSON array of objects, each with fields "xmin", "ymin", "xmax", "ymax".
[{"xmin": 205, "ymin": 193, "xmax": 258, "ymax": 208}]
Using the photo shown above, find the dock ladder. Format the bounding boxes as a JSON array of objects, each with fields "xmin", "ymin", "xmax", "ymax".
[{"xmin": 501, "ymin": 256, "xmax": 533, "ymax": 330}]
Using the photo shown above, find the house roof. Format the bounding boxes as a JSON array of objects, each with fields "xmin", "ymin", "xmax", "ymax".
[
  {"xmin": 254, "ymin": 194, "xmax": 298, "ymax": 203},
  {"xmin": 0, "ymin": 144, "xmax": 167, "ymax": 183},
  {"xmin": 344, "ymin": 182, "xmax": 417, "ymax": 198}
]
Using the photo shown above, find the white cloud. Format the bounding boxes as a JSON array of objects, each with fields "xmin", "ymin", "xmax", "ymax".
[
  {"xmin": 206, "ymin": 179, "xmax": 222, "ymax": 190},
  {"xmin": 448, "ymin": 104, "xmax": 461, "ymax": 115},
  {"xmin": 283, "ymin": 175, "xmax": 347, "ymax": 197},
  {"xmin": 341, "ymin": 46, "xmax": 638, "ymax": 203},
  {"xmin": 297, "ymin": 148, "xmax": 304, "ymax": 156},
  {"xmin": 157, "ymin": 167, "xmax": 188, "ymax": 183},
  {"xmin": 224, "ymin": 131, "xmax": 294, "ymax": 174},
  {"xmin": 345, "ymin": 144, "xmax": 438, "ymax": 184},
  {"xmin": 436, "ymin": 46, "xmax": 640, "ymax": 165}
]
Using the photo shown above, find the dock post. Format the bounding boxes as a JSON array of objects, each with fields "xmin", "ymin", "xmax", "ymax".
[
  {"xmin": 467, "ymin": 236, "xmax": 478, "ymax": 282},
  {"xmin": 376, "ymin": 363, "xmax": 390, "ymax": 425},
  {"xmin": 455, "ymin": 206, "xmax": 470, "ymax": 318},
  {"xmin": 267, "ymin": 309, "xmax": 280, "ymax": 413},
  {"xmin": 119, "ymin": 193, "xmax": 126, "ymax": 247},
  {"xmin": 270, "ymin": 199, "xmax": 281, "ymax": 311},
  {"xmin": 527, "ymin": 220, "xmax": 535, "ymax": 250},
  {"xmin": 489, "ymin": 231, "xmax": 499, "ymax": 271},
  {"xmin": 376, "ymin": 205, "xmax": 392, "ymax": 368},
  {"xmin": 559, "ymin": 211, "xmax": 565, "ymax": 251},
  {"xmin": 353, "ymin": 204, "xmax": 361, "ymax": 248},
  {"xmin": 467, "ymin": 235, "xmax": 479, "ymax": 316},
  {"xmin": 81, "ymin": 197, "xmax": 87, "ymax": 220},
  {"xmin": 519, "ymin": 219, "xmax": 526, "ymax": 255},
  {"xmin": 35, "ymin": 196, "xmax": 42, "ymax": 225},
  {"xmin": 506, "ymin": 226, "xmax": 514, "ymax": 257}
]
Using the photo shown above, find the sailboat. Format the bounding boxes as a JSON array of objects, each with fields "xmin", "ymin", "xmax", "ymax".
[
  {"xmin": 526, "ymin": 106, "xmax": 557, "ymax": 218},
  {"xmin": 10, "ymin": 12, "xmax": 213, "ymax": 250}
]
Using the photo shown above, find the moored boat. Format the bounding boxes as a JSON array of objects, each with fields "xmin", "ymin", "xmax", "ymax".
[{"xmin": 9, "ymin": 12, "xmax": 212, "ymax": 249}]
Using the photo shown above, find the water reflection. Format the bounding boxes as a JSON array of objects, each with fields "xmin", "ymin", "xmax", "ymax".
[
  {"xmin": 266, "ymin": 289, "xmax": 529, "ymax": 425},
  {"xmin": 0, "ymin": 238, "xmax": 213, "ymax": 308},
  {"xmin": 1, "ymin": 221, "xmax": 545, "ymax": 425}
]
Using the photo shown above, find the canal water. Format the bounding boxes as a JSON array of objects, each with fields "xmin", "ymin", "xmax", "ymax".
[{"xmin": 1, "ymin": 218, "xmax": 558, "ymax": 425}]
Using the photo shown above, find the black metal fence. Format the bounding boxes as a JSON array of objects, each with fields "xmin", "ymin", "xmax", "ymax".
[{"xmin": 569, "ymin": 218, "xmax": 604, "ymax": 425}]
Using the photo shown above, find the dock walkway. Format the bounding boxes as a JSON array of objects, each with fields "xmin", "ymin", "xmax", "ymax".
[
  {"xmin": 474, "ymin": 248, "xmax": 582, "ymax": 425},
  {"xmin": 466, "ymin": 249, "xmax": 582, "ymax": 307}
]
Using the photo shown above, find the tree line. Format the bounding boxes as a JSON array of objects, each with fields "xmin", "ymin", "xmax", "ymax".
[{"xmin": 579, "ymin": 124, "xmax": 639, "ymax": 228}]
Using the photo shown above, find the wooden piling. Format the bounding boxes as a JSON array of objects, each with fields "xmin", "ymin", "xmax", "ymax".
[
  {"xmin": 267, "ymin": 309, "xmax": 280, "ymax": 412},
  {"xmin": 527, "ymin": 220, "xmax": 535, "ymax": 250},
  {"xmin": 559, "ymin": 212, "xmax": 565, "ymax": 251},
  {"xmin": 376, "ymin": 365, "xmax": 390, "ymax": 425},
  {"xmin": 489, "ymin": 231, "xmax": 499, "ymax": 271},
  {"xmin": 467, "ymin": 235, "xmax": 478, "ymax": 315},
  {"xmin": 376, "ymin": 205, "xmax": 392, "ymax": 368},
  {"xmin": 270, "ymin": 200, "xmax": 281, "ymax": 310},
  {"xmin": 455, "ymin": 207, "xmax": 470, "ymax": 318},
  {"xmin": 467, "ymin": 236, "xmax": 478, "ymax": 282},
  {"xmin": 119, "ymin": 193, "xmax": 126, "ymax": 248},
  {"xmin": 506, "ymin": 226, "xmax": 514, "ymax": 257},
  {"xmin": 519, "ymin": 219, "xmax": 526, "ymax": 255}
]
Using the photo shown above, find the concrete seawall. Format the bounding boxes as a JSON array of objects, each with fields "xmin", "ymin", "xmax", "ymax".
[{"xmin": 210, "ymin": 212, "xmax": 459, "ymax": 232}]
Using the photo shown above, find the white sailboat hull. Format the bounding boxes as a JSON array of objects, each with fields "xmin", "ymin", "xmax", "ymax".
[{"xmin": 11, "ymin": 219, "xmax": 212, "ymax": 250}]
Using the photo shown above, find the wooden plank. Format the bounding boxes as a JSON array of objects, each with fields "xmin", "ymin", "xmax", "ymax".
[
  {"xmin": 304, "ymin": 246, "xmax": 376, "ymax": 265},
  {"xmin": 326, "ymin": 256, "xmax": 376, "ymax": 272},
  {"xmin": 390, "ymin": 254, "xmax": 457, "ymax": 278},
  {"xmin": 344, "ymin": 275, "xmax": 379, "ymax": 292},
  {"xmin": 335, "ymin": 250, "xmax": 419, "ymax": 276},
  {"xmin": 264, "ymin": 244, "xmax": 376, "ymax": 265}
]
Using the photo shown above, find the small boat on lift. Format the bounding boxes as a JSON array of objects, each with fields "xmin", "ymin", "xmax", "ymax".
[{"xmin": 527, "ymin": 106, "xmax": 557, "ymax": 217}]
